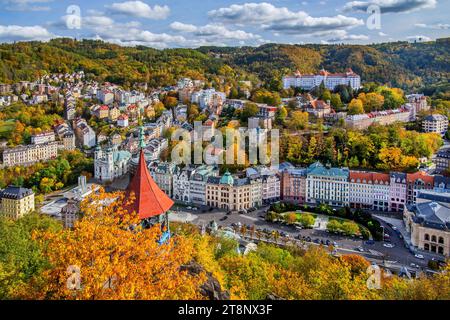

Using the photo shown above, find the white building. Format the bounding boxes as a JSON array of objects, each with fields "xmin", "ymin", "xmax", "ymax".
[
  {"xmin": 74, "ymin": 118, "xmax": 96, "ymax": 148},
  {"xmin": 173, "ymin": 166, "xmax": 195, "ymax": 203},
  {"xmin": 117, "ymin": 114, "xmax": 129, "ymax": 127},
  {"xmin": 96, "ymin": 89, "xmax": 114, "ymax": 105},
  {"xmin": 31, "ymin": 131, "xmax": 55, "ymax": 145},
  {"xmin": 283, "ymin": 69, "xmax": 361, "ymax": 91},
  {"xmin": 423, "ymin": 114, "xmax": 448, "ymax": 136},
  {"xmin": 94, "ymin": 145, "xmax": 132, "ymax": 183},
  {"xmin": 191, "ymin": 89, "xmax": 226, "ymax": 110},
  {"xmin": 2, "ymin": 141, "xmax": 58, "ymax": 167},
  {"xmin": 306, "ymin": 162, "xmax": 350, "ymax": 207}
]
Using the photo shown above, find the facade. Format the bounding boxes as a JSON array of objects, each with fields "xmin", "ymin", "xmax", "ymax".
[
  {"xmin": 349, "ymin": 171, "xmax": 375, "ymax": 209},
  {"xmin": 190, "ymin": 165, "xmax": 219, "ymax": 205},
  {"xmin": 281, "ymin": 168, "xmax": 307, "ymax": 204},
  {"xmin": 2, "ymin": 141, "xmax": 58, "ymax": 167},
  {"xmin": 117, "ymin": 114, "xmax": 129, "ymax": 127},
  {"xmin": 173, "ymin": 166, "xmax": 195, "ymax": 203},
  {"xmin": 61, "ymin": 199, "xmax": 80, "ymax": 229},
  {"xmin": 434, "ymin": 148, "xmax": 450, "ymax": 174},
  {"xmin": 0, "ymin": 186, "xmax": 35, "ymax": 219},
  {"xmin": 206, "ymin": 172, "xmax": 254, "ymax": 211},
  {"xmin": 74, "ymin": 118, "xmax": 96, "ymax": 148},
  {"xmin": 94, "ymin": 145, "xmax": 132, "ymax": 183},
  {"xmin": 283, "ymin": 69, "xmax": 361, "ymax": 90},
  {"xmin": 306, "ymin": 162, "xmax": 350, "ymax": 207},
  {"xmin": 261, "ymin": 174, "xmax": 281, "ymax": 204},
  {"xmin": 404, "ymin": 200, "xmax": 450, "ymax": 256},
  {"xmin": 345, "ymin": 107, "xmax": 413, "ymax": 130},
  {"xmin": 372, "ymin": 173, "xmax": 391, "ymax": 212},
  {"xmin": 31, "ymin": 131, "xmax": 55, "ymax": 145},
  {"xmin": 389, "ymin": 172, "xmax": 407, "ymax": 212},
  {"xmin": 406, "ymin": 171, "xmax": 434, "ymax": 205},
  {"xmin": 149, "ymin": 162, "xmax": 176, "ymax": 198},
  {"xmin": 422, "ymin": 114, "xmax": 448, "ymax": 136}
]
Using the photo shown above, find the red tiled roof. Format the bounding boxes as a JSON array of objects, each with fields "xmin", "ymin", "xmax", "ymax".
[
  {"xmin": 406, "ymin": 171, "xmax": 434, "ymax": 184},
  {"xmin": 124, "ymin": 151, "xmax": 173, "ymax": 219}
]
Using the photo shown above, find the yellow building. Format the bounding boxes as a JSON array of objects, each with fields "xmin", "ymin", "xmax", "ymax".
[
  {"xmin": 0, "ymin": 186, "xmax": 35, "ymax": 219},
  {"xmin": 206, "ymin": 171, "xmax": 261, "ymax": 212}
]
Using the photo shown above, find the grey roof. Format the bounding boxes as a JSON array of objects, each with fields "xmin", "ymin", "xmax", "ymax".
[
  {"xmin": 424, "ymin": 114, "xmax": 448, "ymax": 122},
  {"xmin": 307, "ymin": 162, "xmax": 349, "ymax": 178},
  {"xmin": 412, "ymin": 201, "xmax": 450, "ymax": 230},
  {"xmin": 390, "ymin": 172, "xmax": 407, "ymax": 182},
  {"xmin": 0, "ymin": 185, "xmax": 34, "ymax": 200},
  {"xmin": 434, "ymin": 175, "xmax": 450, "ymax": 189}
]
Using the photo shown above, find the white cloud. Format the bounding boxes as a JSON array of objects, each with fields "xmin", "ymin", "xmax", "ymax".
[
  {"xmin": 2, "ymin": 0, "xmax": 53, "ymax": 11},
  {"xmin": 170, "ymin": 21, "xmax": 262, "ymax": 43},
  {"xmin": 170, "ymin": 22, "xmax": 198, "ymax": 33},
  {"xmin": 313, "ymin": 29, "xmax": 369, "ymax": 42},
  {"xmin": 343, "ymin": 0, "xmax": 437, "ymax": 14},
  {"xmin": 107, "ymin": 1, "xmax": 170, "ymax": 20},
  {"xmin": 208, "ymin": 2, "xmax": 363, "ymax": 35},
  {"xmin": 415, "ymin": 23, "xmax": 450, "ymax": 30},
  {"xmin": 406, "ymin": 35, "xmax": 432, "ymax": 41},
  {"xmin": 0, "ymin": 24, "xmax": 54, "ymax": 41},
  {"xmin": 378, "ymin": 31, "xmax": 388, "ymax": 36}
]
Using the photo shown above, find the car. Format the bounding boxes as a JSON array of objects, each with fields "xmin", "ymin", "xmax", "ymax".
[
  {"xmin": 326, "ymin": 240, "xmax": 331, "ymax": 246},
  {"xmin": 410, "ymin": 263, "xmax": 420, "ymax": 268},
  {"xmin": 357, "ymin": 247, "xmax": 364, "ymax": 252},
  {"xmin": 186, "ymin": 206, "xmax": 192, "ymax": 210},
  {"xmin": 391, "ymin": 226, "xmax": 397, "ymax": 231},
  {"xmin": 219, "ymin": 216, "xmax": 228, "ymax": 221},
  {"xmin": 383, "ymin": 243, "xmax": 395, "ymax": 248},
  {"xmin": 365, "ymin": 240, "xmax": 375, "ymax": 245},
  {"xmin": 415, "ymin": 254, "xmax": 424, "ymax": 259},
  {"xmin": 192, "ymin": 207, "xmax": 198, "ymax": 211}
]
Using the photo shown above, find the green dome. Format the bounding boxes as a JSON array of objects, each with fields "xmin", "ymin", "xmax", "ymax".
[{"xmin": 220, "ymin": 171, "xmax": 234, "ymax": 185}]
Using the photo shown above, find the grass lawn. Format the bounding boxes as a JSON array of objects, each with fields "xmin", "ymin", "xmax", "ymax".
[{"xmin": 0, "ymin": 119, "xmax": 16, "ymax": 138}]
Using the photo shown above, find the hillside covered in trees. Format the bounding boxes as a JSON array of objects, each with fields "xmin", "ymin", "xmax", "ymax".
[{"xmin": 0, "ymin": 38, "xmax": 448, "ymax": 95}]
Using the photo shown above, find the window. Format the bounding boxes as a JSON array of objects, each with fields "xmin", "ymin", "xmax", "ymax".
[
  {"xmin": 424, "ymin": 234, "xmax": 430, "ymax": 241},
  {"xmin": 438, "ymin": 237, "xmax": 444, "ymax": 244},
  {"xmin": 431, "ymin": 235, "xmax": 437, "ymax": 243}
]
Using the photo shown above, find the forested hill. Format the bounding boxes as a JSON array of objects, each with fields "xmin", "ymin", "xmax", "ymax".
[{"xmin": 0, "ymin": 38, "xmax": 448, "ymax": 93}]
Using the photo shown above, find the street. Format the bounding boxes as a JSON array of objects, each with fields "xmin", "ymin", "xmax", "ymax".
[{"xmin": 172, "ymin": 205, "xmax": 435, "ymax": 272}]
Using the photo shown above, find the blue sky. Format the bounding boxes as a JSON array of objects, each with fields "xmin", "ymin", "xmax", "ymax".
[{"xmin": 0, "ymin": 0, "xmax": 449, "ymax": 47}]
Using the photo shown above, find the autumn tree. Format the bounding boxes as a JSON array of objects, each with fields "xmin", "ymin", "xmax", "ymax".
[
  {"xmin": 348, "ymin": 98, "xmax": 364, "ymax": 115},
  {"xmin": 22, "ymin": 189, "xmax": 205, "ymax": 300},
  {"xmin": 287, "ymin": 111, "xmax": 309, "ymax": 130}
]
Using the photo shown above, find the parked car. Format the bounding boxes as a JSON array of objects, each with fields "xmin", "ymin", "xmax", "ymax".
[
  {"xmin": 415, "ymin": 254, "xmax": 424, "ymax": 259},
  {"xmin": 357, "ymin": 247, "xmax": 364, "ymax": 252},
  {"xmin": 383, "ymin": 243, "xmax": 395, "ymax": 248},
  {"xmin": 365, "ymin": 240, "xmax": 375, "ymax": 245},
  {"xmin": 219, "ymin": 216, "xmax": 228, "ymax": 221}
]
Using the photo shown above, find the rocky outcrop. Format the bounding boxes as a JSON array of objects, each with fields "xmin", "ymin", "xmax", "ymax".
[{"xmin": 181, "ymin": 261, "xmax": 230, "ymax": 300}]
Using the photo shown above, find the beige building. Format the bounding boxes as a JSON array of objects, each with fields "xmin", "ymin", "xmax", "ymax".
[
  {"xmin": 206, "ymin": 171, "xmax": 259, "ymax": 211},
  {"xmin": 0, "ymin": 186, "xmax": 35, "ymax": 219},
  {"xmin": 404, "ymin": 201, "xmax": 450, "ymax": 257},
  {"xmin": 2, "ymin": 141, "xmax": 58, "ymax": 167}
]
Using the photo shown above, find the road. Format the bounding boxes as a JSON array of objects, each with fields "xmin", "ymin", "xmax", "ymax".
[{"xmin": 173, "ymin": 206, "xmax": 434, "ymax": 272}]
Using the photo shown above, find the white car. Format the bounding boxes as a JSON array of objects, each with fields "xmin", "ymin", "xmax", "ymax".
[
  {"xmin": 383, "ymin": 243, "xmax": 395, "ymax": 248},
  {"xmin": 357, "ymin": 247, "xmax": 364, "ymax": 252},
  {"xmin": 186, "ymin": 206, "xmax": 192, "ymax": 210},
  {"xmin": 414, "ymin": 254, "xmax": 424, "ymax": 259}
]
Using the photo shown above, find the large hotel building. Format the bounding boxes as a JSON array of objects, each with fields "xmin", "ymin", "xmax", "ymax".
[{"xmin": 283, "ymin": 69, "xmax": 361, "ymax": 90}]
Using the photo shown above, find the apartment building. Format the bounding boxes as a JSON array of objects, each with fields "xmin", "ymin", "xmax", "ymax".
[
  {"xmin": 422, "ymin": 114, "xmax": 448, "ymax": 136},
  {"xmin": 2, "ymin": 141, "xmax": 58, "ymax": 167},
  {"xmin": 306, "ymin": 162, "xmax": 350, "ymax": 207},
  {"xmin": 0, "ymin": 186, "xmax": 35, "ymax": 219}
]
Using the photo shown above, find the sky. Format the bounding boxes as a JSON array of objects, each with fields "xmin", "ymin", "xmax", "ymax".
[{"xmin": 0, "ymin": 0, "xmax": 449, "ymax": 48}]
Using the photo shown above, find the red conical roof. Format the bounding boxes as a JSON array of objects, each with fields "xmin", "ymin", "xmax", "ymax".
[{"xmin": 124, "ymin": 150, "xmax": 174, "ymax": 219}]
